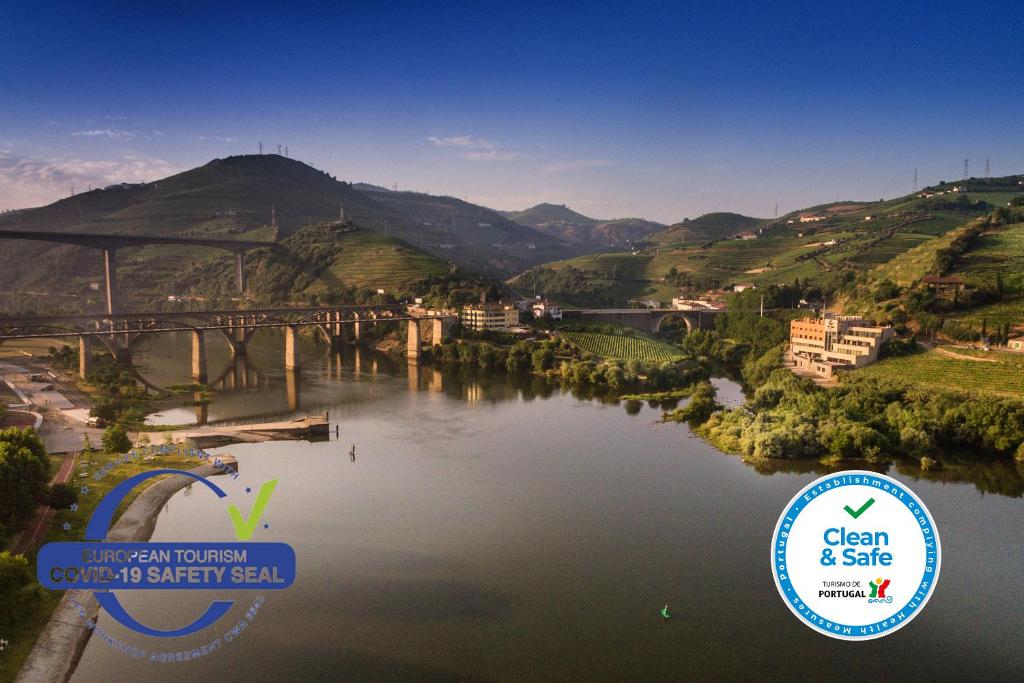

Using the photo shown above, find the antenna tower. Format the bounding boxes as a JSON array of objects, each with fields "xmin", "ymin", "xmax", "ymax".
[
  {"xmin": 259, "ymin": 141, "xmax": 263, "ymax": 154},
  {"xmin": 913, "ymin": 168, "xmax": 918, "ymax": 192},
  {"xmin": 963, "ymin": 158, "xmax": 968, "ymax": 180},
  {"xmin": 985, "ymin": 157, "xmax": 991, "ymax": 179}
]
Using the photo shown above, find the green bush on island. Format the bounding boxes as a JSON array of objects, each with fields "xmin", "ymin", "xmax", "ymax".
[
  {"xmin": 698, "ymin": 366, "xmax": 1024, "ymax": 464},
  {"xmin": 664, "ymin": 381, "xmax": 722, "ymax": 423}
]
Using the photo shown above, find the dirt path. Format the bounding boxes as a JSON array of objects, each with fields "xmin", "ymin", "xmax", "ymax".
[
  {"xmin": 8, "ymin": 452, "xmax": 77, "ymax": 555},
  {"xmin": 932, "ymin": 346, "xmax": 1000, "ymax": 363}
]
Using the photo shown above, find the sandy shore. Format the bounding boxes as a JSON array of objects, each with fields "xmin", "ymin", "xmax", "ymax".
[{"xmin": 14, "ymin": 458, "xmax": 235, "ymax": 683}]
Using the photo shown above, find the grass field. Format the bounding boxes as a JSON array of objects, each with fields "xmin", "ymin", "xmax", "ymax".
[
  {"xmin": 560, "ymin": 327, "xmax": 686, "ymax": 362},
  {"xmin": 854, "ymin": 348, "xmax": 1024, "ymax": 397},
  {"xmin": 304, "ymin": 230, "xmax": 450, "ymax": 296}
]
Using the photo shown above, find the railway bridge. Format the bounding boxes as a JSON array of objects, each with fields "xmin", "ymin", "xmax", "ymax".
[{"xmin": 0, "ymin": 305, "xmax": 455, "ymax": 381}]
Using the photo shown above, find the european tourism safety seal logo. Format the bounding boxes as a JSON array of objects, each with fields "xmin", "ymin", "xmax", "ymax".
[
  {"xmin": 770, "ymin": 470, "xmax": 940, "ymax": 640},
  {"xmin": 35, "ymin": 452, "xmax": 295, "ymax": 662}
]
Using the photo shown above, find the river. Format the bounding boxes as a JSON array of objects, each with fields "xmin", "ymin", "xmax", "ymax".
[{"xmin": 70, "ymin": 332, "xmax": 1024, "ymax": 680}]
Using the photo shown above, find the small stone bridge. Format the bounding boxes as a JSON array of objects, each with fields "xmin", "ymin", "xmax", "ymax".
[{"xmin": 562, "ymin": 308, "xmax": 723, "ymax": 334}]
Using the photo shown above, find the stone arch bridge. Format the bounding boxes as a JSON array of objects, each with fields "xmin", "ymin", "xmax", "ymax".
[{"xmin": 562, "ymin": 308, "xmax": 723, "ymax": 335}]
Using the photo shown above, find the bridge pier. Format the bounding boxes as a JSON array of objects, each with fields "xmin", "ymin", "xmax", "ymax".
[
  {"xmin": 285, "ymin": 369, "xmax": 300, "ymax": 411},
  {"xmin": 103, "ymin": 248, "xmax": 119, "ymax": 315},
  {"xmin": 407, "ymin": 319, "xmax": 422, "ymax": 360},
  {"xmin": 351, "ymin": 313, "xmax": 362, "ymax": 346},
  {"xmin": 191, "ymin": 330, "xmax": 207, "ymax": 383},
  {"xmin": 78, "ymin": 336, "xmax": 92, "ymax": 379},
  {"xmin": 284, "ymin": 325, "xmax": 300, "ymax": 370},
  {"xmin": 234, "ymin": 251, "xmax": 246, "ymax": 294}
]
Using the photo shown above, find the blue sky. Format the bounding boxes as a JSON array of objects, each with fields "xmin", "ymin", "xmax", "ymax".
[{"xmin": 1, "ymin": 1, "xmax": 1022, "ymax": 222}]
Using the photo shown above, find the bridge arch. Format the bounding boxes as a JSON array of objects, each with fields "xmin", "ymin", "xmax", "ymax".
[{"xmin": 654, "ymin": 312, "xmax": 694, "ymax": 335}]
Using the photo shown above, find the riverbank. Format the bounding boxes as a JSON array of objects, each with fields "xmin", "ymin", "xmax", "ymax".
[{"xmin": 14, "ymin": 456, "xmax": 236, "ymax": 683}]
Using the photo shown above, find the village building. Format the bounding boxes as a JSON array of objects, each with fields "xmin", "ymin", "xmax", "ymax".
[
  {"xmin": 531, "ymin": 298, "xmax": 562, "ymax": 320},
  {"xmin": 790, "ymin": 312, "xmax": 893, "ymax": 379},
  {"xmin": 460, "ymin": 302, "xmax": 520, "ymax": 331},
  {"xmin": 922, "ymin": 274, "xmax": 965, "ymax": 299}
]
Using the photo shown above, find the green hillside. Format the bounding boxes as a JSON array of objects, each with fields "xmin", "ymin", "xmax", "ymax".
[
  {"xmin": 0, "ymin": 155, "xmax": 567, "ymax": 312},
  {"xmin": 186, "ymin": 222, "xmax": 470, "ymax": 308},
  {"xmin": 652, "ymin": 212, "xmax": 765, "ymax": 245},
  {"xmin": 507, "ymin": 203, "xmax": 596, "ymax": 227},
  {"xmin": 512, "ymin": 180, "xmax": 1024, "ymax": 308}
]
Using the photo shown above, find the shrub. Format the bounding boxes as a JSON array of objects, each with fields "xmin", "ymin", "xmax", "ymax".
[
  {"xmin": 102, "ymin": 424, "xmax": 131, "ymax": 454},
  {"xmin": 49, "ymin": 483, "xmax": 78, "ymax": 509}
]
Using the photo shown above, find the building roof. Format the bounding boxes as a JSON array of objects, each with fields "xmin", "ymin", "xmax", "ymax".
[{"xmin": 922, "ymin": 274, "xmax": 964, "ymax": 285}]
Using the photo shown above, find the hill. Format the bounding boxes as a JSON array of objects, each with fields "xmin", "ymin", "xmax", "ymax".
[
  {"xmin": 504, "ymin": 202, "xmax": 663, "ymax": 247},
  {"xmin": 0, "ymin": 155, "xmax": 571, "ymax": 312},
  {"xmin": 512, "ymin": 179, "xmax": 1024, "ymax": 308},
  {"xmin": 351, "ymin": 186, "xmax": 568, "ymax": 276},
  {"xmin": 184, "ymin": 222, "xmax": 478, "ymax": 308},
  {"xmin": 651, "ymin": 212, "xmax": 765, "ymax": 245}
]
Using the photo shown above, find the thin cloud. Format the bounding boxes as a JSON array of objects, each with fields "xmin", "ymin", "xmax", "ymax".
[
  {"xmin": 464, "ymin": 150, "xmax": 524, "ymax": 161},
  {"xmin": 198, "ymin": 135, "xmax": 236, "ymax": 142},
  {"xmin": 427, "ymin": 134, "xmax": 526, "ymax": 161},
  {"xmin": 0, "ymin": 152, "xmax": 178, "ymax": 209},
  {"xmin": 71, "ymin": 128, "xmax": 135, "ymax": 141},
  {"xmin": 540, "ymin": 159, "xmax": 612, "ymax": 175},
  {"xmin": 427, "ymin": 135, "xmax": 494, "ymax": 149}
]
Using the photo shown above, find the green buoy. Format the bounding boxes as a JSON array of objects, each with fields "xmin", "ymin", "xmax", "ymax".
[{"xmin": 660, "ymin": 604, "xmax": 671, "ymax": 620}]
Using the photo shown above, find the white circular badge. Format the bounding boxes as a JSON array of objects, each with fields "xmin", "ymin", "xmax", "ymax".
[{"xmin": 770, "ymin": 470, "xmax": 940, "ymax": 640}]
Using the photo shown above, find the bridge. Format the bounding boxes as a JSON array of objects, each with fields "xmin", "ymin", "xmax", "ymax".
[
  {"xmin": 563, "ymin": 308, "xmax": 723, "ymax": 334},
  {"xmin": 0, "ymin": 305, "xmax": 455, "ymax": 381},
  {"xmin": 0, "ymin": 229, "xmax": 276, "ymax": 314}
]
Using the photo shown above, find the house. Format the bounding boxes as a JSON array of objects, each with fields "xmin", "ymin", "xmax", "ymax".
[
  {"xmin": 460, "ymin": 302, "xmax": 520, "ymax": 331},
  {"xmin": 733, "ymin": 283, "xmax": 757, "ymax": 292},
  {"xmin": 799, "ymin": 214, "xmax": 828, "ymax": 223},
  {"xmin": 672, "ymin": 298, "xmax": 725, "ymax": 311},
  {"xmin": 1008, "ymin": 337, "xmax": 1024, "ymax": 352},
  {"xmin": 790, "ymin": 312, "xmax": 894, "ymax": 379},
  {"xmin": 922, "ymin": 274, "xmax": 965, "ymax": 299},
  {"xmin": 531, "ymin": 299, "xmax": 562, "ymax": 320}
]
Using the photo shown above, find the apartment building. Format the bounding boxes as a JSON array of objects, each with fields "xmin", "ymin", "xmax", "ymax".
[
  {"xmin": 790, "ymin": 312, "xmax": 893, "ymax": 378},
  {"xmin": 460, "ymin": 302, "xmax": 520, "ymax": 331}
]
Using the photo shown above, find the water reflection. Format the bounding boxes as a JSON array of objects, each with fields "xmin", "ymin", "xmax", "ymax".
[{"xmin": 128, "ymin": 333, "xmax": 1024, "ymax": 497}]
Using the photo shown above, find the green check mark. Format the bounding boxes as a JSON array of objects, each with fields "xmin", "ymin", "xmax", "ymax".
[
  {"xmin": 227, "ymin": 479, "xmax": 278, "ymax": 540},
  {"xmin": 843, "ymin": 497, "xmax": 875, "ymax": 519}
]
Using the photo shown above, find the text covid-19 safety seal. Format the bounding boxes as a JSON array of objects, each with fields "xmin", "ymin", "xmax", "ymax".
[{"xmin": 770, "ymin": 470, "xmax": 940, "ymax": 640}]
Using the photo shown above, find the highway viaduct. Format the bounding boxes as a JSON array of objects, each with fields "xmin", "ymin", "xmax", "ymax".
[{"xmin": 0, "ymin": 229, "xmax": 275, "ymax": 315}]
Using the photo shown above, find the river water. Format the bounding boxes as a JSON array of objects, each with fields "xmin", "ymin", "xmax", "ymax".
[{"xmin": 70, "ymin": 332, "xmax": 1023, "ymax": 680}]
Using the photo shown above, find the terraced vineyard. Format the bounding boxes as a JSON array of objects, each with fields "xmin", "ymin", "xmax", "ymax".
[
  {"xmin": 854, "ymin": 348, "xmax": 1024, "ymax": 398},
  {"xmin": 560, "ymin": 329, "xmax": 686, "ymax": 362}
]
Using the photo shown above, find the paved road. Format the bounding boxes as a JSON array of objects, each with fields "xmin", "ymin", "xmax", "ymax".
[{"xmin": 9, "ymin": 451, "xmax": 77, "ymax": 556}]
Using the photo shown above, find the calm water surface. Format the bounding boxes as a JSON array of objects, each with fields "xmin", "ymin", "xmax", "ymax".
[{"xmin": 71, "ymin": 333, "xmax": 1024, "ymax": 681}]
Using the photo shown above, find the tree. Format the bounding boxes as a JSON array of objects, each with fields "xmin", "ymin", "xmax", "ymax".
[
  {"xmin": 0, "ymin": 429, "xmax": 50, "ymax": 530},
  {"xmin": 102, "ymin": 424, "xmax": 131, "ymax": 454},
  {"xmin": 0, "ymin": 551, "xmax": 34, "ymax": 627}
]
